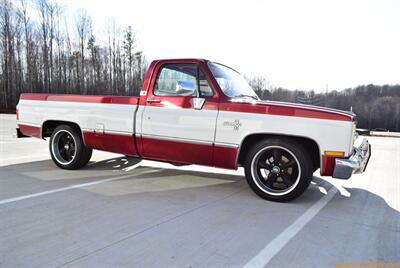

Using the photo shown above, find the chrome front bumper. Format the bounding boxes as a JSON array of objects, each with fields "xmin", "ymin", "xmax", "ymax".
[{"xmin": 332, "ymin": 139, "xmax": 371, "ymax": 179}]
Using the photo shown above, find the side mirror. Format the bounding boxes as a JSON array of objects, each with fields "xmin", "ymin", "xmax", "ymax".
[
  {"xmin": 176, "ymin": 80, "xmax": 205, "ymax": 110},
  {"xmin": 176, "ymin": 81, "xmax": 196, "ymax": 96},
  {"xmin": 193, "ymin": 97, "xmax": 205, "ymax": 110}
]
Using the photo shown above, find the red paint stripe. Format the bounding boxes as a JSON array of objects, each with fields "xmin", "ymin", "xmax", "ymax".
[
  {"xmin": 20, "ymin": 94, "xmax": 139, "ymax": 105},
  {"xmin": 20, "ymin": 93, "xmax": 48, "ymax": 101},
  {"xmin": 83, "ymin": 132, "xmax": 138, "ymax": 156},
  {"xmin": 219, "ymin": 102, "xmax": 352, "ymax": 122},
  {"xmin": 18, "ymin": 124, "xmax": 41, "ymax": 138},
  {"xmin": 142, "ymin": 99, "xmax": 351, "ymax": 122}
]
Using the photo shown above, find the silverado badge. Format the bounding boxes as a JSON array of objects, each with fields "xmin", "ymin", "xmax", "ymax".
[{"xmin": 223, "ymin": 120, "xmax": 242, "ymax": 131}]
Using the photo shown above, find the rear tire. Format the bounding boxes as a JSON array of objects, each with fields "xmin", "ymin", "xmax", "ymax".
[
  {"xmin": 244, "ymin": 138, "xmax": 313, "ymax": 202},
  {"xmin": 49, "ymin": 125, "xmax": 92, "ymax": 170}
]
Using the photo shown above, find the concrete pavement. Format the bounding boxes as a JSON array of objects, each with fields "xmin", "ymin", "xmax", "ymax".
[{"xmin": 1, "ymin": 114, "xmax": 399, "ymax": 267}]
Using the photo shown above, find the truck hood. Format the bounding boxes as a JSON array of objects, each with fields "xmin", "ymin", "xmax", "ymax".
[
  {"xmin": 258, "ymin": 100, "xmax": 355, "ymax": 117},
  {"xmin": 229, "ymin": 98, "xmax": 356, "ymax": 121}
]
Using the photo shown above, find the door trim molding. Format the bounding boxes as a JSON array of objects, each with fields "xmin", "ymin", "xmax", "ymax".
[
  {"xmin": 140, "ymin": 133, "xmax": 213, "ymax": 146},
  {"xmin": 139, "ymin": 133, "xmax": 239, "ymax": 149}
]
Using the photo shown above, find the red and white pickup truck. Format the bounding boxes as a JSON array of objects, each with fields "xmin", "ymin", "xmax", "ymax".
[{"xmin": 16, "ymin": 59, "xmax": 371, "ymax": 202}]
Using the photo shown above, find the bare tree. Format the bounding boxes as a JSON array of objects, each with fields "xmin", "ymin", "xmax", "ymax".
[
  {"xmin": 20, "ymin": 0, "xmax": 32, "ymax": 91},
  {"xmin": 36, "ymin": 0, "xmax": 50, "ymax": 92},
  {"xmin": 75, "ymin": 9, "xmax": 91, "ymax": 93},
  {"xmin": 1, "ymin": 0, "xmax": 21, "ymax": 109},
  {"xmin": 123, "ymin": 26, "xmax": 135, "ymax": 93}
]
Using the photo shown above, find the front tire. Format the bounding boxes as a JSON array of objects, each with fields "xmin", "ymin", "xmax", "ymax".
[
  {"xmin": 49, "ymin": 125, "xmax": 92, "ymax": 170},
  {"xmin": 244, "ymin": 138, "xmax": 313, "ymax": 202}
]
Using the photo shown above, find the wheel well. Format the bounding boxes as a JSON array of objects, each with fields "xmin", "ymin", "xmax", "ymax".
[
  {"xmin": 41, "ymin": 120, "xmax": 82, "ymax": 138},
  {"xmin": 237, "ymin": 134, "xmax": 320, "ymax": 171}
]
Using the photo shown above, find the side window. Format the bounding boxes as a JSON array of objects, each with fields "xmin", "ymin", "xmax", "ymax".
[{"xmin": 154, "ymin": 64, "xmax": 213, "ymax": 97}]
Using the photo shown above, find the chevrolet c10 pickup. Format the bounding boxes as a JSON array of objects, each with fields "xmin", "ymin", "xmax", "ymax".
[{"xmin": 16, "ymin": 59, "xmax": 371, "ymax": 202}]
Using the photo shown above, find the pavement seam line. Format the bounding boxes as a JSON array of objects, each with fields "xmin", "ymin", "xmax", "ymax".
[{"xmin": 243, "ymin": 186, "xmax": 338, "ymax": 268}]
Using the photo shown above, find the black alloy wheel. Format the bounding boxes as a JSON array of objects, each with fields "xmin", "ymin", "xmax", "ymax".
[
  {"xmin": 52, "ymin": 130, "xmax": 76, "ymax": 164},
  {"xmin": 49, "ymin": 124, "xmax": 92, "ymax": 169},
  {"xmin": 252, "ymin": 146, "xmax": 300, "ymax": 195},
  {"xmin": 244, "ymin": 138, "xmax": 313, "ymax": 202}
]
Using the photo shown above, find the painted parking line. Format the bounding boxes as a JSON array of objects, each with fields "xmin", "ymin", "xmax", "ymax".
[
  {"xmin": 0, "ymin": 168, "xmax": 157, "ymax": 206},
  {"xmin": 244, "ymin": 186, "xmax": 338, "ymax": 268}
]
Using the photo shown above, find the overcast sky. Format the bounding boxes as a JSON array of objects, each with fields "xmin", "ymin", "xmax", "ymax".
[{"xmin": 63, "ymin": 0, "xmax": 399, "ymax": 92}]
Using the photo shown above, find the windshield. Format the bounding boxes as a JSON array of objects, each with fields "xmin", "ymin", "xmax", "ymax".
[{"xmin": 208, "ymin": 62, "xmax": 259, "ymax": 99}]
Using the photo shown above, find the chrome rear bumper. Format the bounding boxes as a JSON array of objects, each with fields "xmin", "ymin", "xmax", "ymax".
[{"xmin": 332, "ymin": 139, "xmax": 371, "ymax": 180}]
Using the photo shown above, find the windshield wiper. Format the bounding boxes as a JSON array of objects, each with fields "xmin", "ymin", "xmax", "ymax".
[{"xmin": 234, "ymin": 94, "xmax": 259, "ymax": 100}]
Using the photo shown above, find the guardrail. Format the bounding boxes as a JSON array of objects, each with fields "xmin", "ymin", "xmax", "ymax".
[{"xmin": 369, "ymin": 131, "xmax": 400, "ymax": 138}]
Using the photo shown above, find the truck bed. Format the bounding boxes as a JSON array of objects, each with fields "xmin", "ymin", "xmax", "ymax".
[{"xmin": 17, "ymin": 93, "xmax": 140, "ymax": 155}]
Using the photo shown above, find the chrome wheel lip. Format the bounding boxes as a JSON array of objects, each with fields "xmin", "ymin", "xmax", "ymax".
[
  {"xmin": 250, "ymin": 145, "xmax": 301, "ymax": 196},
  {"xmin": 51, "ymin": 130, "xmax": 76, "ymax": 165}
]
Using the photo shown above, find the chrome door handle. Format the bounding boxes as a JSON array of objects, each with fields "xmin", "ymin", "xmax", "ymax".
[{"xmin": 146, "ymin": 99, "xmax": 161, "ymax": 104}]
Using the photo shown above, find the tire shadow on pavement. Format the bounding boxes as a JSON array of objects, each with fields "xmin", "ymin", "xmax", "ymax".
[{"xmin": 85, "ymin": 156, "xmax": 142, "ymax": 170}]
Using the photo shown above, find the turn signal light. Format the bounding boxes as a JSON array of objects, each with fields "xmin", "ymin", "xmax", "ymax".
[{"xmin": 324, "ymin": 151, "xmax": 345, "ymax": 157}]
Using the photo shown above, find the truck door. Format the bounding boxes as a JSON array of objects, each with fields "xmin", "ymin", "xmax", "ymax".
[{"xmin": 140, "ymin": 62, "xmax": 218, "ymax": 165}]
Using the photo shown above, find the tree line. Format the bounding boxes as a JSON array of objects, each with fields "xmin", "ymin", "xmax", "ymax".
[
  {"xmin": 248, "ymin": 77, "xmax": 400, "ymax": 132},
  {"xmin": 1, "ymin": 0, "xmax": 146, "ymax": 111},
  {"xmin": 1, "ymin": 0, "xmax": 399, "ymax": 132}
]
